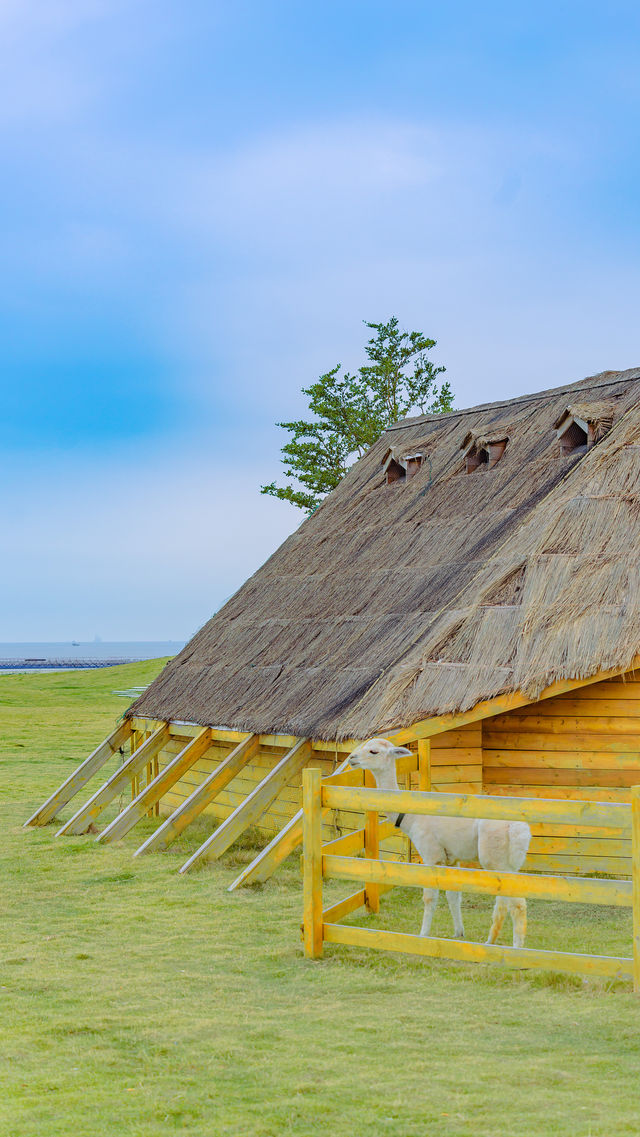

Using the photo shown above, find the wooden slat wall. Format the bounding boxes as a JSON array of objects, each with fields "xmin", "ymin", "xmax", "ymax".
[
  {"xmin": 141, "ymin": 728, "xmax": 411, "ymax": 856},
  {"xmin": 409, "ymin": 724, "xmax": 483, "ymax": 795},
  {"xmin": 483, "ymin": 672, "xmax": 640, "ymax": 875}
]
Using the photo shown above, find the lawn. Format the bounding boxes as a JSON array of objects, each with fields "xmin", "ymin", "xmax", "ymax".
[{"xmin": 2, "ymin": 663, "xmax": 640, "ymax": 1136}]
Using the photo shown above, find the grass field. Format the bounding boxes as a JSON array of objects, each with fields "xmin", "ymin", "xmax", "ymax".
[{"xmin": 2, "ymin": 662, "xmax": 640, "ymax": 1136}]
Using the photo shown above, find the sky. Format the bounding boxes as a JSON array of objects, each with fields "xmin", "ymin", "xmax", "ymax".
[{"xmin": 2, "ymin": 1, "xmax": 640, "ymax": 641}]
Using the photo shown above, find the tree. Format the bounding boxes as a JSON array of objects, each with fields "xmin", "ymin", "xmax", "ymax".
[{"xmin": 261, "ymin": 317, "xmax": 453, "ymax": 513}]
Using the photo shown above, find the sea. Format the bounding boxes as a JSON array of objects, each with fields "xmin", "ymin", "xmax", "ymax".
[{"xmin": 0, "ymin": 642, "xmax": 185, "ymax": 673}]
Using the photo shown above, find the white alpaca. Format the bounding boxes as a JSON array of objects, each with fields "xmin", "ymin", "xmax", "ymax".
[{"xmin": 348, "ymin": 738, "xmax": 531, "ymax": 948}]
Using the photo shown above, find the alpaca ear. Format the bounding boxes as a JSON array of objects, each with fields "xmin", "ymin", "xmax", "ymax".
[{"xmin": 390, "ymin": 746, "xmax": 412, "ymax": 758}]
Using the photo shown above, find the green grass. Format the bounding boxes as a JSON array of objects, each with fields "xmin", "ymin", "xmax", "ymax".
[{"xmin": 2, "ymin": 662, "xmax": 640, "ymax": 1136}]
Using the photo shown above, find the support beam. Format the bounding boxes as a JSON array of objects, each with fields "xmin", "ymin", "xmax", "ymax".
[
  {"xmin": 56, "ymin": 723, "xmax": 170, "ymax": 836},
  {"xmin": 95, "ymin": 727, "xmax": 213, "ymax": 845},
  {"xmin": 226, "ymin": 757, "xmax": 359, "ymax": 891},
  {"xmin": 303, "ymin": 767, "xmax": 323, "ymax": 959},
  {"xmin": 134, "ymin": 733, "xmax": 258, "ymax": 857},
  {"xmin": 632, "ymin": 785, "xmax": 640, "ymax": 995},
  {"xmin": 24, "ymin": 719, "xmax": 133, "ymax": 827},
  {"xmin": 179, "ymin": 738, "xmax": 311, "ymax": 873},
  {"xmin": 390, "ymin": 654, "xmax": 640, "ymax": 745}
]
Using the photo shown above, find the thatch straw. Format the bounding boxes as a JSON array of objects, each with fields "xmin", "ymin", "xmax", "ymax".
[{"xmin": 130, "ymin": 367, "xmax": 640, "ymax": 739}]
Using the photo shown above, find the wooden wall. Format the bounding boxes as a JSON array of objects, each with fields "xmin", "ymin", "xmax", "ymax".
[
  {"xmin": 134, "ymin": 718, "xmax": 481, "ymax": 861},
  {"xmin": 136, "ymin": 676, "xmax": 640, "ymax": 877},
  {"xmin": 482, "ymin": 672, "xmax": 640, "ymax": 875}
]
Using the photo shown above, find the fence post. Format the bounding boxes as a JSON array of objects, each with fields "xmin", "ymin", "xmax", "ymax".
[
  {"xmin": 303, "ymin": 767, "xmax": 323, "ymax": 959},
  {"xmin": 632, "ymin": 786, "xmax": 640, "ymax": 994},
  {"xmin": 418, "ymin": 739, "xmax": 431, "ymax": 791},
  {"xmin": 364, "ymin": 770, "xmax": 380, "ymax": 913}
]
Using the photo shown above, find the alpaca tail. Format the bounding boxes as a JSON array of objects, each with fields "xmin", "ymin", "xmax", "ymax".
[{"xmin": 508, "ymin": 821, "xmax": 531, "ymax": 871}]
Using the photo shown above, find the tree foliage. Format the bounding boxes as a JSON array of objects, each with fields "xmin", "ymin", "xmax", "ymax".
[{"xmin": 261, "ymin": 317, "xmax": 452, "ymax": 513}]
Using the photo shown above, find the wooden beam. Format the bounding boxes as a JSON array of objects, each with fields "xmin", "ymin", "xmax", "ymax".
[
  {"xmin": 24, "ymin": 720, "xmax": 132, "ymax": 827},
  {"xmin": 226, "ymin": 757, "xmax": 360, "ymax": 891},
  {"xmin": 134, "ymin": 733, "xmax": 258, "ymax": 856},
  {"xmin": 322, "ymin": 883, "xmax": 395, "ymax": 924},
  {"xmin": 179, "ymin": 738, "xmax": 311, "ymax": 873},
  {"xmin": 322, "ymin": 785, "xmax": 632, "ymax": 834},
  {"xmin": 56, "ymin": 723, "xmax": 171, "ymax": 836},
  {"xmin": 633, "ymin": 785, "xmax": 640, "ymax": 995},
  {"xmin": 303, "ymin": 767, "xmax": 323, "ymax": 959},
  {"xmin": 323, "ymin": 853, "xmax": 632, "ymax": 907},
  {"xmin": 95, "ymin": 727, "xmax": 213, "ymax": 845},
  {"xmin": 323, "ymin": 924, "xmax": 632, "ymax": 981},
  {"xmin": 364, "ymin": 769, "xmax": 379, "ymax": 913},
  {"xmin": 390, "ymin": 655, "xmax": 640, "ymax": 744}
]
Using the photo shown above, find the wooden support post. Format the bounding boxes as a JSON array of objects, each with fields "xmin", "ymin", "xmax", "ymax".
[
  {"xmin": 178, "ymin": 739, "xmax": 311, "ymax": 874},
  {"xmin": 56, "ymin": 724, "xmax": 171, "ymax": 836},
  {"xmin": 418, "ymin": 738, "xmax": 431, "ymax": 791},
  {"xmin": 130, "ymin": 730, "xmax": 140, "ymax": 801},
  {"xmin": 364, "ymin": 770, "xmax": 380, "ymax": 913},
  {"xmin": 134, "ymin": 733, "xmax": 258, "ymax": 857},
  {"xmin": 303, "ymin": 767, "xmax": 323, "ymax": 959},
  {"xmin": 96, "ymin": 727, "xmax": 213, "ymax": 845},
  {"xmin": 23, "ymin": 720, "xmax": 133, "ymax": 828},
  {"xmin": 226, "ymin": 755, "xmax": 354, "ymax": 891},
  {"xmin": 632, "ymin": 785, "xmax": 640, "ymax": 994}
]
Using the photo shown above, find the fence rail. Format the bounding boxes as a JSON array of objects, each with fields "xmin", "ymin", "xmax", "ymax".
[{"xmin": 301, "ymin": 769, "xmax": 640, "ymax": 991}]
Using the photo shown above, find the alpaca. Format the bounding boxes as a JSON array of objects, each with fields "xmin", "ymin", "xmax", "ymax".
[{"xmin": 348, "ymin": 737, "xmax": 531, "ymax": 947}]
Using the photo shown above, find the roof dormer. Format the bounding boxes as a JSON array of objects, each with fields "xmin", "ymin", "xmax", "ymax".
[
  {"xmin": 382, "ymin": 444, "xmax": 428, "ymax": 485},
  {"xmin": 461, "ymin": 430, "xmax": 508, "ymax": 474},
  {"xmin": 554, "ymin": 402, "xmax": 615, "ymax": 456}
]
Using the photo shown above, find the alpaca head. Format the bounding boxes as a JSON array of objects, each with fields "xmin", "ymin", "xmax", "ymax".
[{"xmin": 348, "ymin": 737, "xmax": 411, "ymax": 773}]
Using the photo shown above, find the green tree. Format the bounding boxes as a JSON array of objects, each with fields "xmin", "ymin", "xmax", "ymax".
[{"xmin": 261, "ymin": 317, "xmax": 452, "ymax": 513}]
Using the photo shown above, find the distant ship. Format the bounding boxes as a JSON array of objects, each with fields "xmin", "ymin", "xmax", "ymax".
[{"xmin": 71, "ymin": 641, "xmax": 80, "ymax": 646}]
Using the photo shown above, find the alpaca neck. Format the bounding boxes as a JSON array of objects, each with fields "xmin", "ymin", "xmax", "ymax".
[{"xmin": 370, "ymin": 765, "xmax": 402, "ymax": 826}]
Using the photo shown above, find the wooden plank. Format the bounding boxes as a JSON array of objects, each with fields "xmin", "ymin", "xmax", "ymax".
[
  {"xmin": 134, "ymin": 733, "xmax": 258, "ymax": 856},
  {"xmin": 428, "ymin": 781, "xmax": 482, "ymax": 794},
  {"xmin": 364, "ymin": 770, "xmax": 380, "ymax": 914},
  {"xmin": 484, "ymin": 767, "xmax": 640, "ymax": 788},
  {"xmin": 323, "ymin": 854, "xmax": 632, "ymax": 906},
  {"xmin": 487, "ymin": 784, "xmax": 633, "ymax": 803},
  {"xmin": 632, "ymin": 785, "xmax": 640, "ymax": 994},
  {"xmin": 430, "ymin": 764, "xmax": 485, "ymax": 782},
  {"xmin": 418, "ymin": 739, "xmax": 431, "ymax": 791},
  {"xmin": 24, "ymin": 719, "xmax": 133, "ymax": 827},
  {"xmin": 487, "ymin": 715, "xmax": 640, "ymax": 736},
  {"xmin": 322, "ymin": 889, "xmax": 367, "ymax": 924},
  {"xmin": 322, "ymin": 785, "xmax": 632, "ymax": 833},
  {"xmin": 484, "ymin": 750, "xmax": 640, "ymax": 771},
  {"xmin": 525, "ymin": 854, "xmax": 631, "ymax": 876},
  {"xmin": 529, "ymin": 835, "xmax": 631, "ymax": 856},
  {"xmin": 178, "ymin": 739, "xmax": 311, "ymax": 872},
  {"xmin": 303, "ymin": 768, "xmax": 323, "ymax": 958},
  {"xmin": 493, "ymin": 697, "xmax": 640, "ymax": 719},
  {"xmin": 322, "ymin": 884, "xmax": 395, "ymax": 924},
  {"xmin": 323, "ymin": 923, "xmax": 633, "ymax": 981},
  {"xmin": 56, "ymin": 724, "xmax": 170, "ymax": 836},
  {"xmin": 95, "ymin": 727, "xmax": 213, "ymax": 844},
  {"xmin": 483, "ymin": 731, "xmax": 640, "ymax": 753}
]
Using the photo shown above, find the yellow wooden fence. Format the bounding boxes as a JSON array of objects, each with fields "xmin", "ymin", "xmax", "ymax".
[{"xmin": 302, "ymin": 769, "xmax": 640, "ymax": 990}]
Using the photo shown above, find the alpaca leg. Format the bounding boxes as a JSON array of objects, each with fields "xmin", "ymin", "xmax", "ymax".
[
  {"xmin": 420, "ymin": 887, "xmax": 439, "ymax": 937},
  {"xmin": 446, "ymin": 890, "xmax": 464, "ymax": 939},
  {"xmin": 487, "ymin": 896, "xmax": 508, "ymax": 944},
  {"xmin": 508, "ymin": 898, "xmax": 527, "ymax": 948}
]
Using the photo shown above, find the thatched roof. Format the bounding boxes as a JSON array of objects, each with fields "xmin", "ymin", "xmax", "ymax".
[{"xmin": 130, "ymin": 367, "xmax": 640, "ymax": 740}]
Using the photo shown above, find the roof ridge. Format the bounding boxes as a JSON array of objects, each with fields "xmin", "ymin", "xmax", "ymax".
[{"xmin": 385, "ymin": 368, "xmax": 640, "ymax": 432}]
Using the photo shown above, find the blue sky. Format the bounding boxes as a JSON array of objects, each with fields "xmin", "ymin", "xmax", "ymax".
[{"xmin": 2, "ymin": 1, "xmax": 640, "ymax": 640}]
